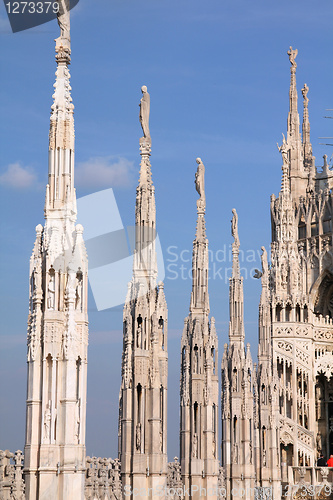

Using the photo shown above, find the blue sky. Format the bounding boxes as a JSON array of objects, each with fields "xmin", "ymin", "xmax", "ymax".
[{"xmin": 0, "ymin": 0, "xmax": 332, "ymax": 460}]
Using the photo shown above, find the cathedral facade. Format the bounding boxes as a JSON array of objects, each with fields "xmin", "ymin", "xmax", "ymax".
[{"xmin": 1, "ymin": 8, "xmax": 333, "ymax": 500}]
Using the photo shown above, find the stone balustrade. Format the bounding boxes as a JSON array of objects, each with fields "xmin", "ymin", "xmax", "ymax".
[{"xmin": 0, "ymin": 450, "xmax": 25, "ymax": 500}]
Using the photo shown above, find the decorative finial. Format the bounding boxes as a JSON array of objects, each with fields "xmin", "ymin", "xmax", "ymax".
[
  {"xmin": 287, "ymin": 46, "xmax": 298, "ymax": 68},
  {"xmin": 139, "ymin": 85, "xmax": 151, "ymax": 143},
  {"xmin": 277, "ymin": 133, "xmax": 289, "ymax": 166},
  {"xmin": 195, "ymin": 158, "xmax": 205, "ymax": 207},
  {"xmin": 231, "ymin": 208, "xmax": 239, "ymax": 247}
]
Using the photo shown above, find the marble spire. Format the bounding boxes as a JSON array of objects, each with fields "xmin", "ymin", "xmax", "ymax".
[
  {"xmin": 229, "ymin": 208, "xmax": 245, "ymax": 344},
  {"xmin": 46, "ymin": 0, "xmax": 75, "ymax": 214},
  {"xmin": 190, "ymin": 158, "xmax": 209, "ymax": 313},
  {"xmin": 180, "ymin": 158, "xmax": 219, "ymax": 499},
  {"xmin": 24, "ymin": 10, "xmax": 88, "ymax": 499},
  {"xmin": 118, "ymin": 86, "xmax": 168, "ymax": 497},
  {"xmin": 302, "ymin": 83, "xmax": 313, "ymax": 169},
  {"xmin": 133, "ymin": 86, "xmax": 158, "ymax": 286}
]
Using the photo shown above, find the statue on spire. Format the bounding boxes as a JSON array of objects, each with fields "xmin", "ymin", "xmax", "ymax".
[
  {"xmin": 231, "ymin": 208, "xmax": 239, "ymax": 247},
  {"xmin": 195, "ymin": 158, "xmax": 205, "ymax": 205},
  {"xmin": 288, "ymin": 46, "xmax": 298, "ymax": 68},
  {"xmin": 139, "ymin": 85, "xmax": 151, "ymax": 142},
  {"xmin": 302, "ymin": 83, "xmax": 309, "ymax": 105},
  {"xmin": 55, "ymin": 0, "xmax": 70, "ymax": 49},
  {"xmin": 277, "ymin": 133, "xmax": 289, "ymax": 166}
]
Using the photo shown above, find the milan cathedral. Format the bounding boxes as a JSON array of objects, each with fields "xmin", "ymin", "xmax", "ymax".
[{"xmin": 1, "ymin": 7, "xmax": 333, "ymax": 500}]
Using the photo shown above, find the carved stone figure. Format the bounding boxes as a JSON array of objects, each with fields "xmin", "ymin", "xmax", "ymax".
[
  {"xmin": 231, "ymin": 208, "xmax": 239, "ymax": 247},
  {"xmin": 261, "ymin": 246, "xmax": 269, "ymax": 276},
  {"xmin": 316, "ymin": 432, "xmax": 323, "ymax": 453},
  {"xmin": 57, "ymin": 0, "xmax": 70, "ymax": 41},
  {"xmin": 233, "ymin": 443, "xmax": 238, "ymax": 464},
  {"xmin": 159, "ymin": 430, "xmax": 163, "ymax": 452},
  {"xmin": 302, "ymin": 83, "xmax": 309, "ymax": 104},
  {"xmin": 195, "ymin": 158, "xmax": 205, "ymax": 203},
  {"xmin": 43, "ymin": 402, "xmax": 51, "ymax": 443},
  {"xmin": 139, "ymin": 86, "xmax": 150, "ymax": 140},
  {"xmin": 136, "ymin": 423, "xmax": 141, "ymax": 451},
  {"xmin": 277, "ymin": 133, "xmax": 289, "ymax": 166},
  {"xmin": 137, "ymin": 324, "xmax": 142, "ymax": 348},
  {"xmin": 192, "ymin": 433, "xmax": 198, "ymax": 458},
  {"xmin": 74, "ymin": 401, "xmax": 80, "ymax": 442},
  {"xmin": 47, "ymin": 274, "xmax": 55, "ymax": 310},
  {"xmin": 288, "ymin": 46, "xmax": 298, "ymax": 67},
  {"xmin": 75, "ymin": 276, "xmax": 82, "ymax": 310}
]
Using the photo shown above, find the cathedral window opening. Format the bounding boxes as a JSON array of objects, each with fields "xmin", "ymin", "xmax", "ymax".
[
  {"xmin": 75, "ymin": 271, "xmax": 83, "ymax": 311},
  {"xmin": 137, "ymin": 315, "xmax": 142, "ymax": 349},
  {"xmin": 76, "ymin": 357, "xmax": 81, "ymax": 401},
  {"xmin": 276, "ymin": 304, "xmax": 282, "ymax": 322},
  {"xmin": 46, "ymin": 354, "xmax": 52, "ymax": 405},
  {"xmin": 262, "ymin": 427, "xmax": 266, "ymax": 450},
  {"xmin": 159, "ymin": 316, "xmax": 164, "ymax": 350},
  {"xmin": 298, "ymin": 216, "xmax": 306, "ymax": 239},
  {"xmin": 261, "ymin": 384, "xmax": 266, "ymax": 405},
  {"xmin": 285, "ymin": 304, "xmax": 292, "ymax": 322},
  {"xmin": 233, "ymin": 368, "xmax": 237, "ymax": 391},
  {"xmin": 211, "ymin": 347, "xmax": 216, "ymax": 374},
  {"xmin": 160, "ymin": 387, "xmax": 164, "ymax": 452},
  {"xmin": 233, "ymin": 417, "xmax": 237, "ymax": 444},
  {"xmin": 323, "ymin": 206, "xmax": 331, "ymax": 234},
  {"xmin": 304, "ymin": 305, "xmax": 308, "ymax": 322},
  {"xmin": 296, "ymin": 304, "xmax": 301, "ymax": 322},
  {"xmin": 279, "ymin": 395, "xmax": 284, "ymax": 415},
  {"xmin": 194, "ymin": 402, "xmax": 198, "ymax": 434},
  {"xmin": 311, "ymin": 214, "xmax": 319, "ymax": 237},
  {"xmin": 193, "ymin": 345, "xmax": 199, "ymax": 374},
  {"xmin": 47, "ymin": 267, "xmax": 56, "ymax": 311},
  {"xmin": 137, "ymin": 384, "xmax": 142, "ymax": 424}
]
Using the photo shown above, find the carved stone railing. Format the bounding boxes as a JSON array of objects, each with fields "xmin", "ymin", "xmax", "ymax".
[
  {"xmin": 0, "ymin": 450, "xmax": 25, "ymax": 500},
  {"xmin": 84, "ymin": 456, "xmax": 122, "ymax": 500},
  {"xmin": 289, "ymin": 466, "xmax": 333, "ymax": 498}
]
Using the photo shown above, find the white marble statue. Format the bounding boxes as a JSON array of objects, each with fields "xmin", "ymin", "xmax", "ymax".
[
  {"xmin": 57, "ymin": 0, "xmax": 70, "ymax": 41},
  {"xmin": 47, "ymin": 274, "xmax": 55, "ymax": 310},
  {"xmin": 231, "ymin": 208, "xmax": 240, "ymax": 247},
  {"xmin": 139, "ymin": 86, "xmax": 150, "ymax": 140},
  {"xmin": 277, "ymin": 133, "xmax": 289, "ymax": 166},
  {"xmin": 195, "ymin": 158, "xmax": 205, "ymax": 203}
]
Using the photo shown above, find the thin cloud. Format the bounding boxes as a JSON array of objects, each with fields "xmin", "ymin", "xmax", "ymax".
[
  {"xmin": 0, "ymin": 162, "xmax": 38, "ymax": 189},
  {"xmin": 76, "ymin": 156, "xmax": 135, "ymax": 189}
]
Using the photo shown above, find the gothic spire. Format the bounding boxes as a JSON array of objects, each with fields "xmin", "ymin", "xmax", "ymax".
[
  {"xmin": 133, "ymin": 86, "xmax": 158, "ymax": 285},
  {"xmin": 190, "ymin": 158, "xmax": 209, "ymax": 313},
  {"xmin": 302, "ymin": 83, "xmax": 313, "ymax": 169},
  {"xmin": 229, "ymin": 209, "xmax": 244, "ymax": 344},
  {"xmin": 46, "ymin": 0, "xmax": 75, "ymax": 214},
  {"xmin": 287, "ymin": 46, "xmax": 301, "ymax": 145}
]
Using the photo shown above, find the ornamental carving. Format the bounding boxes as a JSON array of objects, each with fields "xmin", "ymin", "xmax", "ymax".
[{"xmin": 315, "ymin": 351, "xmax": 333, "ymax": 379}]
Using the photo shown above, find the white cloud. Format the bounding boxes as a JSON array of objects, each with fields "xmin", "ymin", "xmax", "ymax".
[
  {"xmin": 0, "ymin": 162, "xmax": 38, "ymax": 189},
  {"xmin": 76, "ymin": 156, "xmax": 135, "ymax": 189}
]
